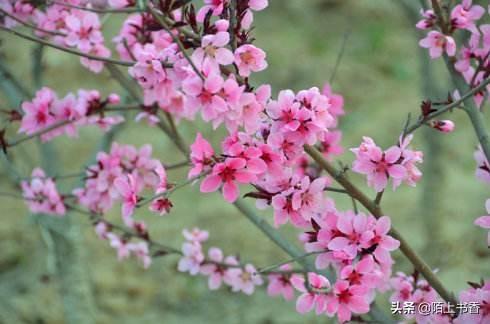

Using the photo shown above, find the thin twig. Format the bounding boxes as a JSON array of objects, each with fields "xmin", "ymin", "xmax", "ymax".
[
  {"xmin": 329, "ymin": 29, "xmax": 350, "ymax": 84},
  {"xmin": 0, "ymin": 8, "xmax": 65, "ymax": 36},
  {"xmin": 0, "ymin": 26, "xmax": 135, "ymax": 67}
]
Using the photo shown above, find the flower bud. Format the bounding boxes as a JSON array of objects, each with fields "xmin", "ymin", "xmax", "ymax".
[
  {"xmin": 430, "ymin": 120, "xmax": 455, "ymax": 133},
  {"xmin": 108, "ymin": 93, "xmax": 120, "ymax": 104}
]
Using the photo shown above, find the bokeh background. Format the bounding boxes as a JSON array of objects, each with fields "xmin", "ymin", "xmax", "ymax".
[{"xmin": 1, "ymin": 1, "xmax": 490, "ymax": 323}]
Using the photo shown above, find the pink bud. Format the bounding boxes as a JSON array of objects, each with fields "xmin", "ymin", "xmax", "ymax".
[
  {"xmin": 108, "ymin": 94, "xmax": 120, "ymax": 104},
  {"xmin": 430, "ymin": 120, "xmax": 455, "ymax": 133}
]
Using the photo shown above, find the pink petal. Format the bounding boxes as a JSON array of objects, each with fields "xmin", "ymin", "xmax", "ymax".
[
  {"xmin": 200, "ymin": 175, "xmax": 222, "ymax": 192},
  {"xmin": 223, "ymin": 181, "xmax": 239, "ymax": 202},
  {"xmin": 296, "ymin": 293, "xmax": 315, "ymax": 313}
]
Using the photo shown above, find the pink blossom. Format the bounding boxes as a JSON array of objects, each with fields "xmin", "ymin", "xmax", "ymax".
[
  {"xmin": 149, "ymin": 198, "xmax": 173, "ymax": 216},
  {"xmin": 319, "ymin": 131, "xmax": 343, "ymax": 160},
  {"xmin": 183, "ymin": 73, "xmax": 227, "ymax": 122},
  {"xmin": 351, "ymin": 138, "xmax": 407, "ymax": 192},
  {"xmin": 325, "ymin": 280, "xmax": 370, "ymax": 323},
  {"xmin": 200, "ymin": 248, "xmax": 239, "ymax": 290},
  {"xmin": 291, "ymin": 176, "xmax": 329, "ymax": 221},
  {"xmin": 475, "ymin": 199, "xmax": 490, "ymax": 246},
  {"xmin": 178, "ymin": 242, "xmax": 204, "ymax": 275},
  {"xmin": 474, "ymin": 145, "xmax": 490, "ymax": 183},
  {"xmin": 430, "ymin": 119, "xmax": 455, "ymax": 133},
  {"xmin": 95, "ymin": 221, "xmax": 110, "ymax": 240},
  {"xmin": 108, "ymin": 233, "xmax": 131, "ymax": 261},
  {"xmin": 234, "ymin": 44, "xmax": 268, "ymax": 77},
  {"xmin": 200, "ymin": 157, "xmax": 256, "ymax": 202},
  {"xmin": 18, "ymin": 87, "xmax": 57, "ymax": 136},
  {"xmin": 419, "ymin": 31, "xmax": 456, "ymax": 59},
  {"xmin": 455, "ymin": 281, "xmax": 490, "ymax": 324},
  {"xmin": 291, "ymin": 272, "xmax": 330, "ymax": 314},
  {"xmin": 192, "ymin": 32, "xmax": 234, "ymax": 68},
  {"xmin": 340, "ymin": 255, "xmax": 379, "ymax": 288},
  {"xmin": 80, "ymin": 44, "xmax": 110, "ymax": 73},
  {"xmin": 361, "ymin": 216, "xmax": 400, "ymax": 265},
  {"xmin": 267, "ymin": 264, "xmax": 301, "ymax": 300},
  {"xmin": 327, "ymin": 211, "xmax": 371, "ymax": 259},
  {"xmin": 64, "ymin": 12, "xmax": 104, "ymax": 52},
  {"xmin": 189, "ymin": 133, "xmax": 215, "ymax": 178},
  {"xmin": 451, "ymin": 0, "xmax": 484, "ymax": 33},
  {"xmin": 227, "ymin": 264, "xmax": 263, "ymax": 295},
  {"xmin": 108, "ymin": 0, "xmax": 131, "ymax": 9},
  {"xmin": 416, "ymin": 9, "xmax": 437, "ymax": 30},
  {"xmin": 248, "ymin": 0, "xmax": 268, "ymax": 11},
  {"xmin": 197, "ymin": 0, "xmax": 228, "ymax": 22},
  {"xmin": 113, "ymin": 174, "xmax": 139, "ymax": 225},
  {"xmin": 21, "ymin": 168, "xmax": 66, "ymax": 216},
  {"xmin": 127, "ymin": 241, "xmax": 152, "ymax": 269},
  {"xmin": 183, "ymin": 228, "xmax": 209, "ymax": 243}
]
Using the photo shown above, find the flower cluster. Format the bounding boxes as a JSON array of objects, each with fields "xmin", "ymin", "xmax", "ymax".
[
  {"xmin": 455, "ymin": 280, "xmax": 490, "ymax": 324},
  {"xmin": 351, "ymin": 135, "xmax": 423, "ymax": 192},
  {"xmin": 1, "ymin": 1, "xmax": 111, "ymax": 72},
  {"xmin": 293, "ymin": 207, "xmax": 400, "ymax": 322},
  {"xmin": 73, "ymin": 143, "xmax": 168, "ymax": 228},
  {"xmin": 417, "ymin": 0, "xmax": 490, "ymax": 107},
  {"xmin": 18, "ymin": 87, "xmax": 122, "ymax": 141},
  {"xmin": 14, "ymin": 0, "xmax": 490, "ymax": 322},
  {"xmin": 94, "ymin": 221, "xmax": 152, "ymax": 269},
  {"xmin": 389, "ymin": 271, "xmax": 453, "ymax": 323},
  {"xmin": 178, "ymin": 228, "xmax": 264, "ymax": 294},
  {"xmin": 21, "ymin": 168, "xmax": 66, "ymax": 216}
]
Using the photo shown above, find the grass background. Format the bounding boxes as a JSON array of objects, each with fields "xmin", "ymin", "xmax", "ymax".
[{"xmin": 1, "ymin": 1, "xmax": 490, "ymax": 323}]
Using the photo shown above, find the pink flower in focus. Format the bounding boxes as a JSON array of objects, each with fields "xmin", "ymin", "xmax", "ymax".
[
  {"xmin": 351, "ymin": 138, "xmax": 407, "ymax": 192},
  {"xmin": 340, "ymin": 255, "xmax": 379, "ymax": 288},
  {"xmin": 361, "ymin": 216, "xmax": 400, "ymax": 265},
  {"xmin": 200, "ymin": 157, "xmax": 256, "ymax": 202},
  {"xmin": 325, "ymin": 280, "xmax": 370, "ymax": 323},
  {"xmin": 64, "ymin": 12, "xmax": 103, "ymax": 52},
  {"xmin": 192, "ymin": 32, "xmax": 234, "ymax": 68},
  {"xmin": 419, "ymin": 31, "xmax": 456, "ymax": 59},
  {"xmin": 451, "ymin": 0, "xmax": 484, "ymax": 33},
  {"xmin": 234, "ymin": 44, "xmax": 268, "ymax": 77},
  {"xmin": 291, "ymin": 272, "xmax": 330, "ymax": 314},
  {"xmin": 189, "ymin": 133, "xmax": 215, "ymax": 178}
]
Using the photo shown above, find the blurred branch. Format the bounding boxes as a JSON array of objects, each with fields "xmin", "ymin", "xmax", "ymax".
[
  {"xmin": 329, "ymin": 29, "xmax": 350, "ymax": 84},
  {"xmin": 399, "ymin": 0, "xmax": 447, "ymax": 263},
  {"xmin": 31, "ymin": 44, "xmax": 97, "ymax": 324},
  {"xmin": 0, "ymin": 26, "xmax": 135, "ymax": 66}
]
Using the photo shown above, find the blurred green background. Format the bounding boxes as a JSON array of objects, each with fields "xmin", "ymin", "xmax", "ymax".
[{"xmin": 1, "ymin": 1, "xmax": 490, "ymax": 323}]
